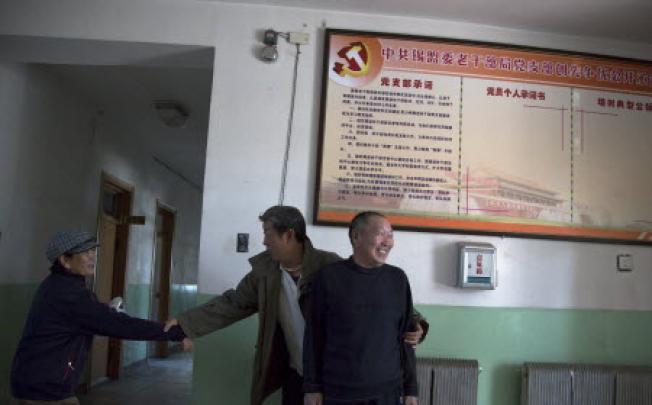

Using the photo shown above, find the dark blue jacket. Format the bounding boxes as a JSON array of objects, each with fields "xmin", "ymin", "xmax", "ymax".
[
  {"xmin": 303, "ymin": 258, "xmax": 417, "ymax": 400},
  {"xmin": 11, "ymin": 263, "xmax": 185, "ymax": 401}
]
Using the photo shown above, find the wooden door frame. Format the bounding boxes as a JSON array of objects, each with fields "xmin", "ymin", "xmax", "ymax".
[
  {"xmin": 99, "ymin": 172, "xmax": 134, "ymax": 379},
  {"xmin": 150, "ymin": 200, "xmax": 176, "ymax": 358}
]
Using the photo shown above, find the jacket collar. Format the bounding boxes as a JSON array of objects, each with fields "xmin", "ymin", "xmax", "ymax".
[
  {"xmin": 249, "ymin": 237, "xmax": 316, "ymax": 268},
  {"xmin": 50, "ymin": 261, "xmax": 86, "ymax": 280},
  {"xmin": 249, "ymin": 237, "xmax": 323, "ymax": 289}
]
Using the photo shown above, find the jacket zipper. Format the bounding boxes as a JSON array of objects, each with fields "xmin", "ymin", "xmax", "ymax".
[
  {"xmin": 63, "ymin": 340, "xmax": 86, "ymax": 382},
  {"xmin": 62, "ymin": 360, "xmax": 75, "ymax": 381}
]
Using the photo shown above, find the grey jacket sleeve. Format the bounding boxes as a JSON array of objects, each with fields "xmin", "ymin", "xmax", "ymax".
[{"xmin": 176, "ymin": 271, "xmax": 260, "ymax": 338}]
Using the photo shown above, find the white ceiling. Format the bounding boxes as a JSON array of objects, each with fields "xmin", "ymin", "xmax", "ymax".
[
  {"xmin": 218, "ymin": 0, "xmax": 652, "ymax": 45},
  {"xmin": 0, "ymin": 35, "xmax": 214, "ymax": 190},
  {"xmin": 47, "ymin": 63, "xmax": 213, "ymax": 190}
]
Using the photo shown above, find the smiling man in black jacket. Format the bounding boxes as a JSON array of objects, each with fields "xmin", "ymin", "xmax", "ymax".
[
  {"xmin": 10, "ymin": 230, "xmax": 187, "ymax": 405},
  {"xmin": 303, "ymin": 212, "xmax": 418, "ymax": 405}
]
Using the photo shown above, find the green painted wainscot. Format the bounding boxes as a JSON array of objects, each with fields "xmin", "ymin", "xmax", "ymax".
[{"xmin": 191, "ymin": 298, "xmax": 652, "ymax": 405}]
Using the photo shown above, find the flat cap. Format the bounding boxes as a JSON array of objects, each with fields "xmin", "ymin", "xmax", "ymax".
[{"xmin": 46, "ymin": 230, "xmax": 99, "ymax": 263}]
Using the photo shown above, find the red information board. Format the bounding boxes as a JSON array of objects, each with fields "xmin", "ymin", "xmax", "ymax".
[{"xmin": 314, "ymin": 29, "xmax": 652, "ymax": 244}]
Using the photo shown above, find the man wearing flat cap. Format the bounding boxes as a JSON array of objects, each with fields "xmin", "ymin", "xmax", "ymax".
[{"xmin": 10, "ymin": 230, "xmax": 187, "ymax": 405}]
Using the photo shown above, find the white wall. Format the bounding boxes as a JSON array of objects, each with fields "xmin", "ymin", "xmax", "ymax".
[
  {"xmin": 0, "ymin": 63, "xmax": 97, "ymax": 283},
  {"xmin": 0, "ymin": 61, "xmax": 202, "ymax": 288},
  {"xmin": 3, "ymin": 0, "xmax": 651, "ymax": 312},
  {"xmin": 198, "ymin": 4, "xmax": 652, "ymax": 312}
]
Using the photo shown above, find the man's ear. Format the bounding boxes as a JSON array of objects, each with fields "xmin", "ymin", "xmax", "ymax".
[
  {"xmin": 58, "ymin": 255, "xmax": 71, "ymax": 269},
  {"xmin": 350, "ymin": 229, "xmax": 359, "ymax": 244}
]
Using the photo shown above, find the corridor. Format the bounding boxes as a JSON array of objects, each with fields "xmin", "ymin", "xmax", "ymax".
[{"xmin": 79, "ymin": 352, "xmax": 192, "ymax": 405}]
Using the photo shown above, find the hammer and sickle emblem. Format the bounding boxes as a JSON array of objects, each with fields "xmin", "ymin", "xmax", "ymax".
[{"xmin": 333, "ymin": 42, "xmax": 370, "ymax": 77}]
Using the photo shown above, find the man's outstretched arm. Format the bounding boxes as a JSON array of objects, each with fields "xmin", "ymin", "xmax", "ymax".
[{"xmin": 173, "ymin": 270, "xmax": 260, "ymax": 338}]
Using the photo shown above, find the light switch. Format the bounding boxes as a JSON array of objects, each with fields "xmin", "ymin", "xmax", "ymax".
[
  {"xmin": 617, "ymin": 254, "xmax": 633, "ymax": 271},
  {"xmin": 237, "ymin": 233, "xmax": 249, "ymax": 253}
]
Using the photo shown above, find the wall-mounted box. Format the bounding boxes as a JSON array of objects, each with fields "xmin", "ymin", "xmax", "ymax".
[{"xmin": 457, "ymin": 242, "xmax": 497, "ymax": 289}]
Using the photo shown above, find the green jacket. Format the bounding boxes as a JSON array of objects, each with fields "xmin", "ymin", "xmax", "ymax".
[
  {"xmin": 177, "ymin": 239, "xmax": 340, "ymax": 405},
  {"xmin": 177, "ymin": 239, "xmax": 429, "ymax": 405}
]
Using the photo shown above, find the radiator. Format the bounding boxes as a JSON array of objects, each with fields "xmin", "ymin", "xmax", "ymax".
[
  {"xmin": 521, "ymin": 363, "xmax": 572, "ymax": 405},
  {"xmin": 417, "ymin": 357, "xmax": 479, "ymax": 405},
  {"xmin": 573, "ymin": 365, "xmax": 614, "ymax": 405},
  {"xmin": 615, "ymin": 367, "xmax": 652, "ymax": 405},
  {"xmin": 522, "ymin": 362, "xmax": 652, "ymax": 405}
]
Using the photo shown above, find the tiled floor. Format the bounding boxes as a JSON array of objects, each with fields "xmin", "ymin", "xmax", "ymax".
[{"xmin": 78, "ymin": 352, "xmax": 193, "ymax": 405}]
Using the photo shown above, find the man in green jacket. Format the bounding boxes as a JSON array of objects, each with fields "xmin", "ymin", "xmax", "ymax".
[{"xmin": 166, "ymin": 205, "xmax": 428, "ymax": 405}]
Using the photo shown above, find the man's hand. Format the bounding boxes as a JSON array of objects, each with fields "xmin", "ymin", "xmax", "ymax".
[
  {"xmin": 404, "ymin": 395, "xmax": 418, "ymax": 405},
  {"xmin": 304, "ymin": 392, "xmax": 323, "ymax": 405},
  {"xmin": 182, "ymin": 337, "xmax": 194, "ymax": 352},
  {"xmin": 165, "ymin": 318, "xmax": 193, "ymax": 351},
  {"xmin": 403, "ymin": 322, "xmax": 424, "ymax": 348},
  {"xmin": 164, "ymin": 318, "xmax": 178, "ymax": 332}
]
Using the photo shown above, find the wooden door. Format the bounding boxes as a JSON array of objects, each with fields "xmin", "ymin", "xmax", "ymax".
[
  {"xmin": 86, "ymin": 173, "xmax": 133, "ymax": 386},
  {"xmin": 150, "ymin": 205, "xmax": 175, "ymax": 358},
  {"xmin": 90, "ymin": 214, "xmax": 118, "ymax": 384}
]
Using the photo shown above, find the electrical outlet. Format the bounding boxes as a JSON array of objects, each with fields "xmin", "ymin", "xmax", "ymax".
[
  {"xmin": 289, "ymin": 32, "xmax": 310, "ymax": 45},
  {"xmin": 617, "ymin": 254, "xmax": 633, "ymax": 271}
]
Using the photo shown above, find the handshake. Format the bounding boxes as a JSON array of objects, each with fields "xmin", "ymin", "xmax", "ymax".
[{"xmin": 164, "ymin": 318, "xmax": 194, "ymax": 352}]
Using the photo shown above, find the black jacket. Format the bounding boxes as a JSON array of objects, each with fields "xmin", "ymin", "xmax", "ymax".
[
  {"xmin": 11, "ymin": 263, "xmax": 185, "ymax": 401},
  {"xmin": 303, "ymin": 258, "xmax": 417, "ymax": 400}
]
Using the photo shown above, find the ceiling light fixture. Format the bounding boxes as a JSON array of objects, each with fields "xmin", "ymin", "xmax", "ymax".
[{"xmin": 153, "ymin": 101, "xmax": 189, "ymax": 128}]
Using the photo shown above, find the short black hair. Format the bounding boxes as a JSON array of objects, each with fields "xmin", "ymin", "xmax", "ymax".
[
  {"xmin": 348, "ymin": 211, "xmax": 386, "ymax": 244},
  {"xmin": 259, "ymin": 205, "xmax": 307, "ymax": 242}
]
